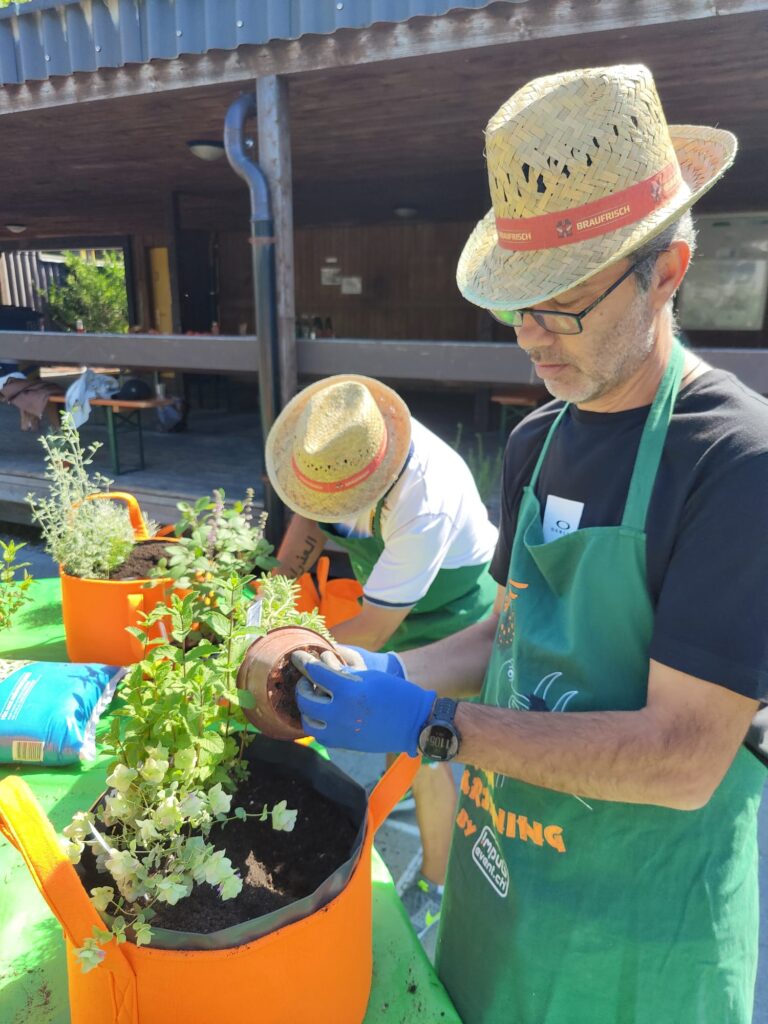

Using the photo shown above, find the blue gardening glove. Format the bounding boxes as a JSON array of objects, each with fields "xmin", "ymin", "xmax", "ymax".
[
  {"xmin": 341, "ymin": 645, "xmax": 407, "ymax": 679},
  {"xmin": 292, "ymin": 652, "xmax": 436, "ymax": 755}
]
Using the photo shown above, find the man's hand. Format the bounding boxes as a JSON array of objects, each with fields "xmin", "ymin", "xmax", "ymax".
[
  {"xmin": 292, "ymin": 650, "xmax": 436, "ymax": 755},
  {"xmin": 335, "ymin": 645, "xmax": 407, "ymax": 678}
]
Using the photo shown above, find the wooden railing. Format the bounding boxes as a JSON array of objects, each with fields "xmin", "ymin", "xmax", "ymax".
[{"xmin": 0, "ymin": 330, "xmax": 767, "ymax": 392}]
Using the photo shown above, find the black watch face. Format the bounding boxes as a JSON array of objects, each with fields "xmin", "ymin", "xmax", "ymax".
[{"xmin": 420, "ymin": 723, "xmax": 459, "ymax": 761}]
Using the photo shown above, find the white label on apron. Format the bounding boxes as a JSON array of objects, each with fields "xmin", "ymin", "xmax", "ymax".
[
  {"xmin": 542, "ymin": 495, "xmax": 584, "ymax": 543},
  {"xmin": 472, "ymin": 825, "xmax": 509, "ymax": 898}
]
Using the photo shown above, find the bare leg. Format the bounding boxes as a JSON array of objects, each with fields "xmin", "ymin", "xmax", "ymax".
[{"xmin": 386, "ymin": 753, "xmax": 456, "ymax": 885}]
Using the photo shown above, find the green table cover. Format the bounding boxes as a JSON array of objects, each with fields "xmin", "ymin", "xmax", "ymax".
[{"xmin": 0, "ymin": 577, "xmax": 460, "ymax": 1023}]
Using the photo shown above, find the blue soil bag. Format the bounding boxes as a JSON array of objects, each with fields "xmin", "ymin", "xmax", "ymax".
[{"xmin": 0, "ymin": 660, "xmax": 123, "ymax": 765}]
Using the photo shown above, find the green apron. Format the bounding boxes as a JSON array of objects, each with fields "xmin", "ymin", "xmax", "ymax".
[
  {"xmin": 320, "ymin": 498, "xmax": 496, "ymax": 652},
  {"xmin": 436, "ymin": 343, "xmax": 765, "ymax": 1024}
]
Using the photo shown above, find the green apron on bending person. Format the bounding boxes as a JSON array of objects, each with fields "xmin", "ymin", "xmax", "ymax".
[
  {"xmin": 321, "ymin": 497, "xmax": 497, "ymax": 651},
  {"xmin": 435, "ymin": 342, "xmax": 765, "ymax": 1024}
]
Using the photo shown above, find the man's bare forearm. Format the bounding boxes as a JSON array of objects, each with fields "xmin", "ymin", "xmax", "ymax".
[
  {"xmin": 454, "ymin": 672, "xmax": 758, "ymax": 811},
  {"xmin": 455, "ymin": 703, "xmax": 707, "ymax": 809},
  {"xmin": 274, "ymin": 515, "xmax": 326, "ymax": 579},
  {"xmin": 399, "ymin": 613, "xmax": 499, "ymax": 699},
  {"xmin": 331, "ymin": 602, "xmax": 411, "ymax": 652}
]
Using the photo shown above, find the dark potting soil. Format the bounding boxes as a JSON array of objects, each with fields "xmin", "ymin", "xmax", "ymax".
[
  {"xmin": 77, "ymin": 761, "xmax": 359, "ymax": 934},
  {"xmin": 267, "ymin": 645, "xmax": 329, "ymax": 728},
  {"xmin": 109, "ymin": 540, "xmax": 175, "ymax": 580}
]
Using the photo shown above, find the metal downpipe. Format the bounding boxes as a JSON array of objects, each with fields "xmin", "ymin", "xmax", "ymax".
[{"xmin": 224, "ymin": 92, "xmax": 283, "ymax": 543}]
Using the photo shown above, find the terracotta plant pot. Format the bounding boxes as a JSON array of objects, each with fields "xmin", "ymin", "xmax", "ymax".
[
  {"xmin": 0, "ymin": 741, "xmax": 421, "ymax": 1024},
  {"xmin": 60, "ymin": 492, "xmax": 177, "ymax": 666},
  {"xmin": 237, "ymin": 626, "xmax": 341, "ymax": 740}
]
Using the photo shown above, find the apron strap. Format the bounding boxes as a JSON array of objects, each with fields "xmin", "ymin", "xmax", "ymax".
[
  {"xmin": 528, "ymin": 402, "xmax": 570, "ymax": 492},
  {"xmin": 372, "ymin": 440, "xmax": 414, "ymax": 540},
  {"xmin": 621, "ymin": 341, "xmax": 685, "ymax": 531},
  {"xmin": 528, "ymin": 342, "xmax": 685, "ymax": 532}
]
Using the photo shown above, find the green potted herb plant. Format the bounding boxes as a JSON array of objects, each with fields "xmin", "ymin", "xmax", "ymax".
[{"xmin": 26, "ymin": 414, "xmax": 175, "ymax": 665}]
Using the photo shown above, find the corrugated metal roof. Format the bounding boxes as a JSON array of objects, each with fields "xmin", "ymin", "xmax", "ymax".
[{"xmin": 0, "ymin": 0, "xmax": 506, "ymax": 87}]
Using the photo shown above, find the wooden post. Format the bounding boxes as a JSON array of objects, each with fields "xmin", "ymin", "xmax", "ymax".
[{"xmin": 256, "ymin": 75, "xmax": 297, "ymax": 410}]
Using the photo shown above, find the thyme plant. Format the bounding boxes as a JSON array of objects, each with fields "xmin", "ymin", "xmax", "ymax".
[
  {"xmin": 26, "ymin": 414, "xmax": 138, "ymax": 579},
  {"xmin": 62, "ymin": 493, "xmax": 329, "ymax": 971}
]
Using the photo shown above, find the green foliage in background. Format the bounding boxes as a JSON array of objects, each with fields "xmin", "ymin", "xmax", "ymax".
[
  {"xmin": 45, "ymin": 251, "xmax": 129, "ymax": 334},
  {"xmin": 453, "ymin": 423, "xmax": 503, "ymax": 506}
]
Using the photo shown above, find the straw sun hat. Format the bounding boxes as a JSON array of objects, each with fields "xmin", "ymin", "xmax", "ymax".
[
  {"xmin": 265, "ymin": 375, "xmax": 412, "ymax": 522},
  {"xmin": 458, "ymin": 64, "xmax": 737, "ymax": 309}
]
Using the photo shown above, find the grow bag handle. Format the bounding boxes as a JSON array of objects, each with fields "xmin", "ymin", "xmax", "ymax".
[
  {"xmin": 0, "ymin": 776, "xmax": 139, "ymax": 1021},
  {"xmin": 316, "ymin": 555, "xmax": 330, "ymax": 595},
  {"xmin": 367, "ymin": 752, "xmax": 421, "ymax": 833},
  {"xmin": 82, "ymin": 491, "xmax": 150, "ymax": 541}
]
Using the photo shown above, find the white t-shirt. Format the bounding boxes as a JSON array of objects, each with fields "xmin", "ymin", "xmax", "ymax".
[{"xmin": 332, "ymin": 419, "xmax": 498, "ymax": 608}]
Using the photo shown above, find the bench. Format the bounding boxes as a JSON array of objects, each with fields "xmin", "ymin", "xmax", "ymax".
[
  {"xmin": 47, "ymin": 395, "xmax": 174, "ymax": 474},
  {"xmin": 491, "ymin": 385, "xmax": 550, "ymax": 437}
]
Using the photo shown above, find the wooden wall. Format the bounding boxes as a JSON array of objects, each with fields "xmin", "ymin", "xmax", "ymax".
[
  {"xmin": 294, "ymin": 222, "xmax": 485, "ymax": 341},
  {"xmin": 216, "ymin": 218, "xmax": 768, "ymax": 348},
  {"xmin": 216, "ymin": 221, "xmax": 489, "ymax": 341},
  {"xmin": 217, "ymin": 231, "xmax": 256, "ymax": 335}
]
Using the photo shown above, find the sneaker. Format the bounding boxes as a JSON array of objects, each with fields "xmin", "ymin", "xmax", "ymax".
[{"xmin": 400, "ymin": 875, "xmax": 443, "ymax": 938}]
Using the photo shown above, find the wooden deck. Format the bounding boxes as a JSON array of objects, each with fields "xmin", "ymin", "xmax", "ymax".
[
  {"xmin": 0, "ymin": 384, "xmax": 501, "ymax": 528},
  {"xmin": 0, "ymin": 402, "xmax": 267, "ymax": 527}
]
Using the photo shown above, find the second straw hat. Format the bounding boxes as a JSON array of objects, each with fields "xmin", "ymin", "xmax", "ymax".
[
  {"xmin": 457, "ymin": 64, "xmax": 736, "ymax": 310},
  {"xmin": 265, "ymin": 375, "xmax": 411, "ymax": 522}
]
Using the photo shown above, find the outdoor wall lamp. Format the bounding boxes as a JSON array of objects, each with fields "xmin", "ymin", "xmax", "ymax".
[{"xmin": 186, "ymin": 140, "xmax": 226, "ymax": 161}]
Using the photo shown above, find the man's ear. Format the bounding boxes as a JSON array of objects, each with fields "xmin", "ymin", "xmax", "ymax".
[{"xmin": 649, "ymin": 240, "xmax": 691, "ymax": 313}]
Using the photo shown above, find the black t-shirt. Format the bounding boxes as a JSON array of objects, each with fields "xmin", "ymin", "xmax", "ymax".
[{"xmin": 490, "ymin": 368, "xmax": 768, "ymax": 701}]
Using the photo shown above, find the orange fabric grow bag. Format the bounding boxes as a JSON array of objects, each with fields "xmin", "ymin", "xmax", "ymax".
[
  {"xmin": 295, "ymin": 556, "xmax": 363, "ymax": 629},
  {"xmin": 60, "ymin": 492, "xmax": 177, "ymax": 665},
  {"xmin": 0, "ymin": 751, "xmax": 419, "ymax": 1024}
]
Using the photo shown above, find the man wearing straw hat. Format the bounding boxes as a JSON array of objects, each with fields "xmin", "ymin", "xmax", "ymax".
[
  {"xmin": 294, "ymin": 65, "xmax": 768, "ymax": 1023},
  {"xmin": 265, "ymin": 374, "xmax": 498, "ymax": 932}
]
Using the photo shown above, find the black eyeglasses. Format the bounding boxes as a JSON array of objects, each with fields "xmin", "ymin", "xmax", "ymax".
[{"xmin": 490, "ymin": 261, "xmax": 639, "ymax": 335}]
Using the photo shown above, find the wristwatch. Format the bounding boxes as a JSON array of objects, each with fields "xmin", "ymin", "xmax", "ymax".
[{"xmin": 417, "ymin": 698, "xmax": 461, "ymax": 762}]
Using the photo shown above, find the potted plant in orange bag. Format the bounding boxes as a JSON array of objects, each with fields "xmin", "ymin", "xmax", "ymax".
[
  {"xmin": 25, "ymin": 413, "xmax": 176, "ymax": 665},
  {"xmin": 43, "ymin": 497, "xmax": 417, "ymax": 1023}
]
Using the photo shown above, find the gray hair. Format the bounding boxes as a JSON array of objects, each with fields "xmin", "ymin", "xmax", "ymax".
[{"xmin": 631, "ymin": 211, "xmax": 697, "ymax": 291}]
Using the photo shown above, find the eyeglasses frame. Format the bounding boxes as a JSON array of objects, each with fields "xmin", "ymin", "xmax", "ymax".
[{"xmin": 490, "ymin": 260, "xmax": 642, "ymax": 335}]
